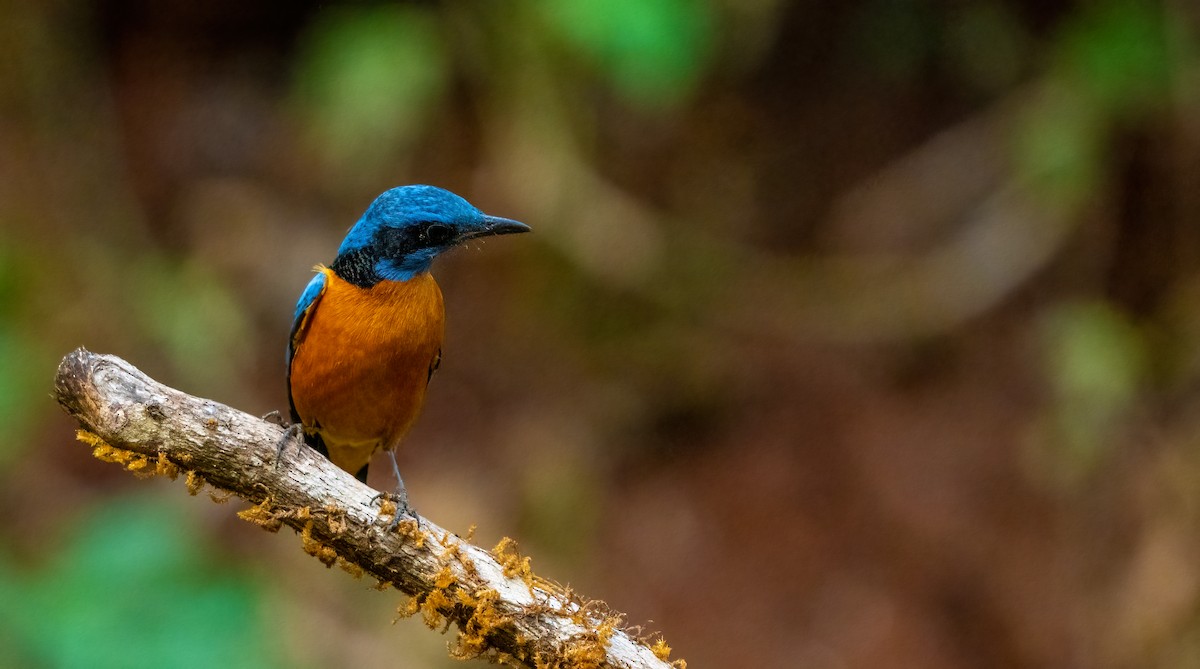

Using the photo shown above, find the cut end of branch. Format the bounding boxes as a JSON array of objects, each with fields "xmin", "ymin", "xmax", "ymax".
[{"xmin": 54, "ymin": 348, "xmax": 94, "ymax": 411}]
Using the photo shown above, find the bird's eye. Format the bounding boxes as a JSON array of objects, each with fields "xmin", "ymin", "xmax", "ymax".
[{"xmin": 424, "ymin": 223, "xmax": 452, "ymax": 245}]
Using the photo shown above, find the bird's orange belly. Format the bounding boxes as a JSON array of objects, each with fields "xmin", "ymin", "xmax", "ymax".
[{"xmin": 289, "ymin": 269, "xmax": 444, "ymax": 474}]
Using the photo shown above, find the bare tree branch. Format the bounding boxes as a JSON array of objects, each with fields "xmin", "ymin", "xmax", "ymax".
[{"xmin": 53, "ymin": 348, "xmax": 681, "ymax": 669}]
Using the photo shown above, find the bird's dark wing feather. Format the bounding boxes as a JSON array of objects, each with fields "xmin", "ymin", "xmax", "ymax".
[{"xmin": 427, "ymin": 348, "xmax": 441, "ymax": 384}]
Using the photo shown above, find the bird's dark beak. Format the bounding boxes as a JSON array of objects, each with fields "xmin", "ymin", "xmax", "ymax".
[{"xmin": 460, "ymin": 215, "xmax": 531, "ymax": 241}]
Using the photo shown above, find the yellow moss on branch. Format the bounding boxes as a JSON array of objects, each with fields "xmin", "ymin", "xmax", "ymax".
[
  {"xmin": 649, "ymin": 638, "xmax": 672, "ymax": 661},
  {"xmin": 76, "ymin": 428, "xmax": 112, "ymax": 451},
  {"xmin": 420, "ymin": 587, "xmax": 456, "ymax": 629},
  {"xmin": 185, "ymin": 471, "xmax": 206, "ymax": 495},
  {"xmin": 236, "ymin": 496, "xmax": 284, "ymax": 532},
  {"xmin": 82, "ymin": 430, "xmax": 148, "ymax": 472},
  {"xmin": 65, "ymin": 394, "xmax": 686, "ymax": 668},
  {"xmin": 155, "ymin": 453, "xmax": 181, "ymax": 479},
  {"xmin": 452, "ymin": 588, "xmax": 509, "ymax": 660},
  {"xmin": 300, "ymin": 519, "xmax": 338, "ymax": 567},
  {"xmin": 395, "ymin": 595, "xmax": 422, "ymax": 621},
  {"xmin": 376, "ymin": 496, "xmax": 397, "ymax": 519},
  {"xmin": 434, "ymin": 564, "xmax": 457, "ymax": 590},
  {"xmin": 337, "ymin": 558, "xmax": 364, "ymax": 579},
  {"xmin": 79, "ymin": 429, "xmax": 182, "ymax": 481},
  {"xmin": 492, "ymin": 536, "xmax": 534, "ymax": 587}
]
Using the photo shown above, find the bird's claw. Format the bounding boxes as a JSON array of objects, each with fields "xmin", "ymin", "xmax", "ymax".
[
  {"xmin": 370, "ymin": 449, "xmax": 420, "ymax": 530},
  {"xmin": 274, "ymin": 423, "xmax": 303, "ymax": 470},
  {"xmin": 370, "ymin": 490, "xmax": 418, "ymax": 530},
  {"xmin": 261, "ymin": 410, "xmax": 289, "ymax": 427}
]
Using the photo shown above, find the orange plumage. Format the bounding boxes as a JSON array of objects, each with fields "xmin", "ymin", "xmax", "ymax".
[{"xmin": 289, "ymin": 266, "xmax": 444, "ymax": 477}]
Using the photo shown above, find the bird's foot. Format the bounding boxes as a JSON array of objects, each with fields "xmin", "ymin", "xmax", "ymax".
[
  {"xmin": 273, "ymin": 423, "xmax": 304, "ymax": 470},
  {"xmin": 370, "ymin": 489, "xmax": 418, "ymax": 530},
  {"xmin": 370, "ymin": 449, "xmax": 419, "ymax": 530},
  {"xmin": 261, "ymin": 410, "xmax": 289, "ymax": 427}
]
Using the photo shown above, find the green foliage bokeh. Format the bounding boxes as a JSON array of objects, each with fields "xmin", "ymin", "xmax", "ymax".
[{"xmin": 0, "ymin": 499, "xmax": 282, "ymax": 669}]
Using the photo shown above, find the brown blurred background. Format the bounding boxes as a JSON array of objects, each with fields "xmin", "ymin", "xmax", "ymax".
[{"xmin": 3, "ymin": 1, "xmax": 1200, "ymax": 667}]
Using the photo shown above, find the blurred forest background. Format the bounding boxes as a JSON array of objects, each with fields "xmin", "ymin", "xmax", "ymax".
[{"xmin": 2, "ymin": 0, "xmax": 1199, "ymax": 667}]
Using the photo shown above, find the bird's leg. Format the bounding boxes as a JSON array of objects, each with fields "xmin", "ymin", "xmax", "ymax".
[
  {"xmin": 369, "ymin": 450, "xmax": 416, "ymax": 529},
  {"xmin": 261, "ymin": 411, "xmax": 306, "ymax": 468},
  {"xmin": 274, "ymin": 423, "xmax": 304, "ymax": 469}
]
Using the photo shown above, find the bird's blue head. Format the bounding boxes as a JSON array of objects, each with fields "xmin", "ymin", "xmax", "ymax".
[{"xmin": 330, "ymin": 185, "xmax": 530, "ymax": 286}]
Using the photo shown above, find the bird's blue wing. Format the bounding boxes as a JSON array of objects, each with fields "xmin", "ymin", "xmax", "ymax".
[
  {"xmin": 288, "ymin": 271, "xmax": 327, "ymax": 360},
  {"xmin": 286, "ymin": 270, "xmax": 327, "ymax": 422}
]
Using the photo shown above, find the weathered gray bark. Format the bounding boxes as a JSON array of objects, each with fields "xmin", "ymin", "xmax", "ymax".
[{"xmin": 53, "ymin": 348, "xmax": 678, "ymax": 669}]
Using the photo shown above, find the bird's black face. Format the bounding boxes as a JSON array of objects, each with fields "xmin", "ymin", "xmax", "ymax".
[
  {"xmin": 374, "ymin": 221, "xmax": 454, "ymax": 261},
  {"xmin": 333, "ymin": 214, "xmax": 529, "ymax": 288}
]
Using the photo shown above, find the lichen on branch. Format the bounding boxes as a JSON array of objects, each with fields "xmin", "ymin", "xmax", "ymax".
[{"xmin": 54, "ymin": 348, "xmax": 681, "ymax": 669}]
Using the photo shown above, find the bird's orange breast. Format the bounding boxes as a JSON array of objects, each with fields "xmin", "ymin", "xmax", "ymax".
[{"xmin": 289, "ymin": 267, "xmax": 444, "ymax": 475}]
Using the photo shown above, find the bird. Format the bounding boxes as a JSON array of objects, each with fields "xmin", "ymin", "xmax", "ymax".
[{"xmin": 282, "ymin": 185, "xmax": 529, "ymax": 517}]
